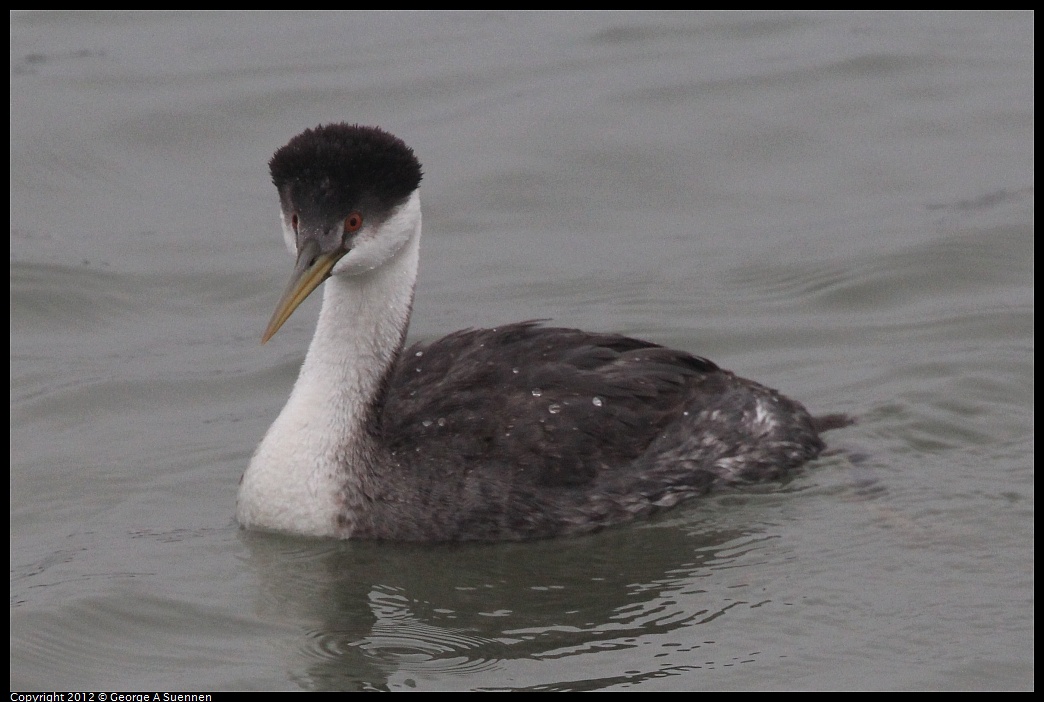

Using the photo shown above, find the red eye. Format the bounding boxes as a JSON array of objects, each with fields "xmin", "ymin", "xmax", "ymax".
[
  {"xmin": 344, "ymin": 212, "xmax": 363, "ymax": 233},
  {"xmin": 290, "ymin": 213, "xmax": 299, "ymax": 232}
]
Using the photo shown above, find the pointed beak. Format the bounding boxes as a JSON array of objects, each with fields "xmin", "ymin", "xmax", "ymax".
[{"xmin": 262, "ymin": 239, "xmax": 347, "ymax": 343}]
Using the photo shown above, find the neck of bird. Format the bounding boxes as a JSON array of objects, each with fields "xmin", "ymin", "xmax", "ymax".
[
  {"xmin": 295, "ymin": 235, "xmax": 418, "ymax": 465},
  {"xmin": 239, "ymin": 204, "xmax": 421, "ymax": 536}
]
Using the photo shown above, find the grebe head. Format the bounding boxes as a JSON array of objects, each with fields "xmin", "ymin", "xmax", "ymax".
[{"xmin": 262, "ymin": 124, "xmax": 423, "ymax": 342}]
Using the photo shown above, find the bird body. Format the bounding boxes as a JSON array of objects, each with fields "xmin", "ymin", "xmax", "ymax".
[{"xmin": 236, "ymin": 124, "xmax": 839, "ymax": 542}]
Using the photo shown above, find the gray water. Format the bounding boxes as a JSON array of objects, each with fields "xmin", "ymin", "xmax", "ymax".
[{"xmin": 10, "ymin": 11, "xmax": 1033, "ymax": 691}]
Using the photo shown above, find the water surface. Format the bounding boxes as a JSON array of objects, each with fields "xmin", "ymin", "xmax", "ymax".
[{"xmin": 10, "ymin": 11, "xmax": 1034, "ymax": 691}]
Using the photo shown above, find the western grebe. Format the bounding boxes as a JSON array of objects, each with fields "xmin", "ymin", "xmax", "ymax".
[{"xmin": 236, "ymin": 123, "xmax": 845, "ymax": 541}]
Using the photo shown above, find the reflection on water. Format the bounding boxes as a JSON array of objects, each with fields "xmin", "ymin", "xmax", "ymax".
[{"xmin": 240, "ymin": 513, "xmax": 804, "ymax": 691}]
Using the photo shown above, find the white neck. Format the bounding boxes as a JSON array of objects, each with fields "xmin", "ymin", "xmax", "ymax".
[{"xmin": 237, "ymin": 193, "xmax": 422, "ymax": 537}]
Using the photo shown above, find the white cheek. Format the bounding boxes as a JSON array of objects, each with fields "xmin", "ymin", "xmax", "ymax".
[
  {"xmin": 280, "ymin": 212, "xmax": 296, "ymax": 256},
  {"xmin": 334, "ymin": 228, "xmax": 388, "ymax": 274},
  {"xmin": 333, "ymin": 193, "xmax": 422, "ymax": 276}
]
